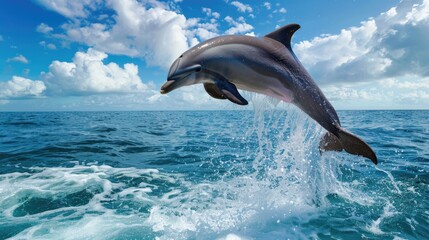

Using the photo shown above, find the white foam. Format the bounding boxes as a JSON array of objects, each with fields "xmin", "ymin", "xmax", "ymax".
[
  {"xmin": 375, "ymin": 166, "xmax": 402, "ymax": 194},
  {"xmin": 1, "ymin": 163, "xmax": 183, "ymax": 239},
  {"xmin": 367, "ymin": 201, "xmax": 398, "ymax": 235},
  {"xmin": 217, "ymin": 233, "xmax": 248, "ymax": 240}
]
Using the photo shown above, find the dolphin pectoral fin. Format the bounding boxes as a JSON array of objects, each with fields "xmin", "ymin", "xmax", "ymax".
[
  {"xmin": 204, "ymin": 83, "xmax": 226, "ymax": 100},
  {"xmin": 216, "ymin": 81, "xmax": 248, "ymax": 105},
  {"xmin": 319, "ymin": 129, "xmax": 378, "ymax": 165},
  {"xmin": 265, "ymin": 23, "xmax": 300, "ymax": 50}
]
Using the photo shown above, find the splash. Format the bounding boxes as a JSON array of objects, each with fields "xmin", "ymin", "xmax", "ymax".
[{"xmin": 144, "ymin": 95, "xmax": 382, "ymax": 239}]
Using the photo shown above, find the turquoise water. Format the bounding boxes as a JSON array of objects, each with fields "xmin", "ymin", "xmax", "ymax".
[{"xmin": 0, "ymin": 104, "xmax": 428, "ymax": 239}]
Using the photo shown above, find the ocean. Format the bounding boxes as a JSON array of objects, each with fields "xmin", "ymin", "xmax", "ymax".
[{"xmin": 0, "ymin": 105, "xmax": 428, "ymax": 239}]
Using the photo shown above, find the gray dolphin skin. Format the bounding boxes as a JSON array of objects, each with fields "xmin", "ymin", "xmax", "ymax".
[{"xmin": 160, "ymin": 24, "xmax": 377, "ymax": 164}]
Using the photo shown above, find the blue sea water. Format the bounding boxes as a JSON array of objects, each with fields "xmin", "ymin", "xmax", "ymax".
[{"xmin": 0, "ymin": 103, "xmax": 428, "ymax": 239}]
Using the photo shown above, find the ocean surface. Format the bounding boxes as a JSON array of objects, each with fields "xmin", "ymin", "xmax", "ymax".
[{"xmin": 0, "ymin": 105, "xmax": 428, "ymax": 239}]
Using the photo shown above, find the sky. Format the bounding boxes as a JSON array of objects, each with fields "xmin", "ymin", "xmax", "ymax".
[{"xmin": 0, "ymin": 0, "xmax": 428, "ymax": 111}]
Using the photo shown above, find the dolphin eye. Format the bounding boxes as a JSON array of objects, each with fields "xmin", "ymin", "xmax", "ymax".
[{"xmin": 179, "ymin": 54, "xmax": 183, "ymax": 58}]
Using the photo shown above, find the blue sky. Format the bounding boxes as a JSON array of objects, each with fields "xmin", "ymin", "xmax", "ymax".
[{"xmin": 1, "ymin": 0, "xmax": 428, "ymax": 111}]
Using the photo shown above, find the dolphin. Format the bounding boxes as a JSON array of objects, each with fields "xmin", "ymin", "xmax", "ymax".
[{"xmin": 160, "ymin": 23, "xmax": 377, "ymax": 164}]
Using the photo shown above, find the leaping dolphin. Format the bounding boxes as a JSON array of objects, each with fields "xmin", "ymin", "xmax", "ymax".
[{"xmin": 160, "ymin": 24, "xmax": 377, "ymax": 164}]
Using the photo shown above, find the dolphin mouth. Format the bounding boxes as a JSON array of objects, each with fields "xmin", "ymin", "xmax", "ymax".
[
  {"xmin": 161, "ymin": 64, "xmax": 202, "ymax": 94},
  {"xmin": 160, "ymin": 80, "xmax": 176, "ymax": 94}
]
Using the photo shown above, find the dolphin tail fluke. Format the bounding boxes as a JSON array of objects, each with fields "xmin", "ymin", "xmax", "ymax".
[{"xmin": 319, "ymin": 129, "xmax": 377, "ymax": 165}]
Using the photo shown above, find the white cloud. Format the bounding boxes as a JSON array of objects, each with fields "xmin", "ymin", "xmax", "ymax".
[
  {"xmin": 192, "ymin": 8, "xmax": 222, "ymax": 40},
  {"xmin": 0, "ymin": 76, "xmax": 46, "ymax": 99},
  {"xmin": 323, "ymin": 85, "xmax": 382, "ymax": 101},
  {"xmin": 384, "ymin": 77, "xmax": 429, "ymax": 90},
  {"xmin": 294, "ymin": 0, "xmax": 429, "ymax": 85},
  {"xmin": 186, "ymin": 18, "xmax": 220, "ymax": 41},
  {"xmin": 202, "ymin": 7, "xmax": 211, "ymax": 16},
  {"xmin": 193, "ymin": 27, "xmax": 219, "ymax": 41},
  {"xmin": 35, "ymin": 0, "xmax": 248, "ymax": 70},
  {"xmin": 230, "ymin": 1, "xmax": 253, "ymax": 13},
  {"xmin": 40, "ymin": 41, "xmax": 57, "ymax": 50},
  {"xmin": 47, "ymin": 43, "xmax": 56, "ymax": 50},
  {"xmin": 42, "ymin": 48, "xmax": 148, "ymax": 95},
  {"xmin": 35, "ymin": 0, "xmax": 102, "ymax": 18},
  {"xmin": 212, "ymin": 12, "xmax": 221, "ymax": 19},
  {"xmin": 16, "ymin": 0, "xmax": 427, "ymax": 110},
  {"xmin": 224, "ymin": 16, "xmax": 254, "ymax": 35},
  {"xmin": 6, "ymin": 54, "xmax": 29, "ymax": 64},
  {"xmin": 36, "ymin": 23, "xmax": 53, "ymax": 33},
  {"xmin": 0, "ymin": 35, "xmax": 3, "ymax": 41},
  {"xmin": 58, "ymin": 0, "xmax": 193, "ymax": 69},
  {"xmin": 263, "ymin": 2, "xmax": 271, "ymax": 10},
  {"xmin": 272, "ymin": 5, "xmax": 286, "ymax": 14},
  {"xmin": 203, "ymin": 7, "xmax": 220, "ymax": 19},
  {"xmin": 321, "ymin": 75, "xmax": 429, "ymax": 109}
]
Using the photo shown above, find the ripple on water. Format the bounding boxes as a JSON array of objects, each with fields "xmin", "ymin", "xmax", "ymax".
[
  {"xmin": 91, "ymin": 126, "xmax": 118, "ymax": 133},
  {"xmin": 0, "ymin": 110, "xmax": 427, "ymax": 239}
]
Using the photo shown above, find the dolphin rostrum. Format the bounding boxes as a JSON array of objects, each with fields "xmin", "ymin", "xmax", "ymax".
[{"xmin": 160, "ymin": 23, "xmax": 377, "ymax": 164}]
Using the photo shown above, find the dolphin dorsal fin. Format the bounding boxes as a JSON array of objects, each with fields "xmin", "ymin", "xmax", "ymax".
[{"xmin": 264, "ymin": 23, "xmax": 300, "ymax": 50}]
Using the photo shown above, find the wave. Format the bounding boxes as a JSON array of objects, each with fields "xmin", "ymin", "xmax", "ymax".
[{"xmin": 0, "ymin": 101, "xmax": 427, "ymax": 239}]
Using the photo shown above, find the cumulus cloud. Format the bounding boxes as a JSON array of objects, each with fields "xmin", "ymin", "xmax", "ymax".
[
  {"xmin": 263, "ymin": 2, "xmax": 271, "ymax": 10},
  {"xmin": 279, "ymin": 8, "xmax": 287, "ymax": 14},
  {"xmin": 0, "ymin": 76, "xmax": 46, "ymax": 99},
  {"xmin": 323, "ymin": 85, "xmax": 382, "ymax": 102},
  {"xmin": 294, "ymin": 0, "xmax": 429, "ymax": 85},
  {"xmin": 6, "ymin": 54, "xmax": 29, "ymax": 64},
  {"xmin": 36, "ymin": 23, "xmax": 53, "ymax": 33},
  {"xmin": 34, "ymin": 0, "xmax": 256, "ymax": 70},
  {"xmin": 42, "ymin": 48, "xmax": 147, "ymax": 95},
  {"xmin": 321, "ymin": 75, "xmax": 429, "ymax": 109},
  {"xmin": 224, "ymin": 16, "xmax": 254, "ymax": 35},
  {"xmin": 230, "ymin": 1, "xmax": 253, "ymax": 13},
  {"xmin": 55, "ymin": 0, "xmax": 192, "ymax": 69},
  {"xmin": 385, "ymin": 77, "xmax": 429, "ymax": 89},
  {"xmin": 212, "ymin": 12, "xmax": 221, "ymax": 19},
  {"xmin": 186, "ymin": 8, "xmax": 222, "ymax": 41},
  {"xmin": 40, "ymin": 41, "xmax": 57, "ymax": 50},
  {"xmin": 192, "ymin": 26, "xmax": 219, "ymax": 41},
  {"xmin": 29, "ymin": 0, "xmax": 428, "ymax": 110},
  {"xmin": 35, "ymin": 0, "xmax": 102, "ymax": 18},
  {"xmin": 202, "ymin": 7, "xmax": 220, "ymax": 19}
]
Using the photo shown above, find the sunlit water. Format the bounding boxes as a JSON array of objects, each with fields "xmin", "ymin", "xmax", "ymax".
[{"xmin": 0, "ymin": 101, "xmax": 428, "ymax": 239}]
